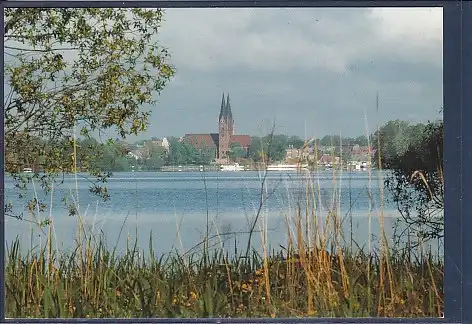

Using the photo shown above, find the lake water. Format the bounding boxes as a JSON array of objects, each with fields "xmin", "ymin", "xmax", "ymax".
[{"xmin": 4, "ymin": 170, "xmax": 443, "ymax": 257}]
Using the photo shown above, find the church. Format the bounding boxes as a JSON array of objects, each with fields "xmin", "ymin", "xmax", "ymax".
[{"xmin": 183, "ymin": 93, "xmax": 252, "ymax": 164}]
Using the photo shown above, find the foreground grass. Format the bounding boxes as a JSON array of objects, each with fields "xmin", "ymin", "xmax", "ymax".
[{"xmin": 5, "ymin": 229, "xmax": 443, "ymax": 318}]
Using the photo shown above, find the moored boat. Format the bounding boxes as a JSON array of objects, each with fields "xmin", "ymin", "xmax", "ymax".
[
  {"xmin": 266, "ymin": 164, "xmax": 308, "ymax": 171},
  {"xmin": 220, "ymin": 163, "xmax": 245, "ymax": 172}
]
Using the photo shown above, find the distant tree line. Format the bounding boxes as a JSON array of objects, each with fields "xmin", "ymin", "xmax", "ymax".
[{"xmin": 5, "ymin": 129, "xmax": 418, "ymax": 173}]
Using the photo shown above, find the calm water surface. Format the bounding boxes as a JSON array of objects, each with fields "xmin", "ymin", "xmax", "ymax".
[{"xmin": 4, "ymin": 171, "xmax": 441, "ymax": 256}]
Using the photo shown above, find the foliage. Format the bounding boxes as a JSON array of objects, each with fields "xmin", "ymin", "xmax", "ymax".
[
  {"xmin": 98, "ymin": 140, "xmax": 130, "ymax": 172},
  {"xmin": 229, "ymin": 142, "xmax": 247, "ymax": 161},
  {"xmin": 248, "ymin": 134, "xmax": 297, "ymax": 162},
  {"xmin": 320, "ymin": 135, "xmax": 341, "ymax": 147},
  {"xmin": 146, "ymin": 143, "xmax": 168, "ymax": 170},
  {"xmin": 287, "ymin": 136, "xmax": 305, "ymax": 149},
  {"xmin": 353, "ymin": 135, "xmax": 369, "ymax": 146},
  {"xmin": 4, "ymin": 8, "xmax": 175, "ymax": 213},
  {"xmin": 166, "ymin": 137, "xmax": 215, "ymax": 166},
  {"xmin": 373, "ymin": 120, "xmax": 444, "ymax": 241},
  {"xmin": 320, "ymin": 135, "xmax": 369, "ymax": 148}
]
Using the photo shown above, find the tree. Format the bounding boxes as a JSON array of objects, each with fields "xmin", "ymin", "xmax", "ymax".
[
  {"xmin": 167, "ymin": 138, "xmax": 184, "ymax": 165},
  {"xmin": 247, "ymin": 133, "xmax": 287, "ymax": 163},
  {"xmin": 287, "ymin": 135, "xmax": 305, "ymax": 149},
  {"xmin": 182, "ymin": 142, "xmax": 199, "ymax": 164},
  {"xmin": 146, "ymin": 144, "xmax": 167, "ymax": 170},
  {"xmin": 374, "ymin": 120, "xmax": 444, "ymax": 242},
  {"xmin": 228, "ymin": 142, "xmax": 246, "ymax": 161},
  {"xmin": 320, "ymin": 135, "xmax": 341, "ymax": 147},
  {"xmin": 195, "ymin": 147, "xmax": 216, "ymax": 165},
  {"xmin": 355, "ymin": 135, "xmax": 369, "ymax": 146},
  {"xmin": 99, "ymin": 140, "xmax": 130, "ymax": 172},
  {"xmin": 372, "ymin": 120, "xmax": 411, "ymax": 168},
  {"xmin": 167, "ymin": 138, "xmax": 201, "ymax": 166},
  {"xmin": 248, "ymin": 136, "xmax": 266, "ymax": 162},
  {"xmin": 76, "ymin": 137, "xmax": 104, "ymax": 171},
  {"xmin": 4, "ymin": 8, "xmax": 175, "ymax": 217},
  {"xmin": 268, "ymin": 134, "xmax": 289, "ymax": 161}
]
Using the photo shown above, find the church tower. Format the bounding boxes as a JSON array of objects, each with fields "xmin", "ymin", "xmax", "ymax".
[
  {"xmin": 218, "ymin": 93, "xmax": 234, "ymax": 160},
  {"xmin": 225, "ymin": 93, "xmax": 234, "ymax": 136}
]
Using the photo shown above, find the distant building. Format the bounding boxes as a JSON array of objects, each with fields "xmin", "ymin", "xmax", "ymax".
[
  {"xmin": 183, "ymin": 93, "xmax": 252, "ymax": 164},
  {"xmin": 127, "ymin": 152, "xmax": 141, "ymax": 160},
  {"xmin": 351, "ymin": 145, "xmax": 373, "ymax": 162},
  {"xmin": 335, "ymin": 143, "xmax": 355, "ymax": 156},
  {"xmin": 318, "ymin": 154, "xmax": 340, "ymax": 165},
  {"xmin": 162, "ymin": 137, "xmax": 170, "ymax": 151},
  {"xmin": 147, "ymin": 137, "xmax": 170, "ymax": 151},
  {"xmin": 285, "ymin": 148, "xmax": 301, "ymax": 160},
  {"xmin": 150, "ymin": 137, "xmax": 162, "ymax": 145}
]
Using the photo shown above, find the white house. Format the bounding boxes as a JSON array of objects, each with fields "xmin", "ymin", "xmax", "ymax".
[{"xmin": 162, "ymin": 137, "xmax": 170, "ymax": 151}]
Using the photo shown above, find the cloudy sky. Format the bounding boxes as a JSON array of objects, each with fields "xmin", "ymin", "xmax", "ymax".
[
  {"xmin": 139, "ymin": 7, "xmax": 442, "ymax": 141},
  {"xmin": 4, "ymin": 7, "xmax": 444, "ymax": 141}
]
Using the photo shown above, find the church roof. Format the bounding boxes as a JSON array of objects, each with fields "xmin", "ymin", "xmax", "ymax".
[
  {"xmin": 231, "ymin": 135, "xmax": 251, "ymax": 148},
  {"xmin": 219, "ymin": 93, "xmax": 226, "ymax": 120},
  {"xmin": 183, "ymin": 134, "xmax": 252, "ymax": 150},
  {"xmin": 226, "ymin": 94, "xmax": 232, "ymax": 119},
  {"xmin": 185, "ymin": 93, "xmax": 251, "ymax": 152},
  {"xmin": 183, "ymin": 133, "xmax": 219, "ymax": 149},
  {"xmin": 219, "ymin": 92, "xmax": 233, "ymax": 121}
]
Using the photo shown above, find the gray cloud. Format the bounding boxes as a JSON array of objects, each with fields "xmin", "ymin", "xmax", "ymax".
[
  {"xmin": 136, "ymin": 8, "xmax": 442, "ymax": 136},
  {"xmin": 6, "ymin": 7, "xmax": 442, "ymax": 140},
  {"xmin": 147, "ymin": 64, "xmax": 441, "ymax": 139},
  {"xmin": 134, "ymin": 7, "xmax": 443, "ymax": 140}
]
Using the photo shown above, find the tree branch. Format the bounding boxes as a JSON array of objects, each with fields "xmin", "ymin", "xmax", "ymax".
[{"xmin": 4, "ymin": 45, "xmax": 80, "ymax": 52}]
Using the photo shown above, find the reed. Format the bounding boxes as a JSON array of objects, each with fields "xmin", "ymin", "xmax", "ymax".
[{"xmin": 4, "ymin": 226, "xmax": 444, "ymax": 318}]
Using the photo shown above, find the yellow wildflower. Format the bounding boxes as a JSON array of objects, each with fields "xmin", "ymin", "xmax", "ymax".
[{"xmin": 353, "ymin": 302, "xmax": 361, "ymax": 311}]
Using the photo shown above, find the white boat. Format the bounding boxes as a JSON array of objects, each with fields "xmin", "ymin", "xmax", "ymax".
[
  {"xmin": 220, "ymin": 163, "xmax": 245, "ymax": 172},
  {"xmin": 266, "ymin": 164, "xmax": 308, "ymax": 171},
  {"xmin": 22, "ymin": 167, "xmax": 33, "ymax": 173}
]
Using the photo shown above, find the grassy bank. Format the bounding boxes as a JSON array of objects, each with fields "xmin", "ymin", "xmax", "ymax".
[
  {"xmin": 4, "ymin": 136, "xmax": 444, "ymax": 318},
  {"xmin": 5, "ymin": 230, "xmax": 443, "ymax": 318}
]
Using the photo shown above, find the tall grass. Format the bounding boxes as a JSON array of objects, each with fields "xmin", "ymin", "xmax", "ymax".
[{"xmin": 4, "ymin": 135, "xmax": 444, "ymax": 319}]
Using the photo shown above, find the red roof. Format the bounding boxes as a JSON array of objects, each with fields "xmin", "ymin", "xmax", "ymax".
[
  {"xmin": 183, "ymin": 134, "xmax": 218, "ymax": 149},
  {"xmin": 231, "ymin": 135, "xmax": 252, "ymax": 148},
  {"xmin": 184, "ymin": 133, "xmax": 252, "ymax": 150},
  {"xmin": 319, "ymin": 155, "xmax": 336, "ymax": 163},
  {"xmin": 352, "ymin": 146, "xmax": 373, "ymax": 156}
]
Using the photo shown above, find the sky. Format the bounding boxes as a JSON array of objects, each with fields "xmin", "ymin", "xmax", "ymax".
[
  {"xmin": 133, "ymin": 7, "xmax": 443, "ymax": 141},
  {"xmin": 5, "ymin": 7, "xmax": 443, "ymax": 141}
]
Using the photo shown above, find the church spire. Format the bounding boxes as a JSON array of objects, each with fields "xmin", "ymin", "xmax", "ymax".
[
  {"xmin": 219, "ymin": 92, "xmax": 226, "ymax": 120},
  {"xmin": 226, "ymin": 93, "xmax": 232, "ymax": 119}
]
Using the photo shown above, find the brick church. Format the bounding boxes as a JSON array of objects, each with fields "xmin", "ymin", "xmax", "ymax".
[{"xmin": 183, "ymin": 93, "xmax": 252, "ymax": 164}]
